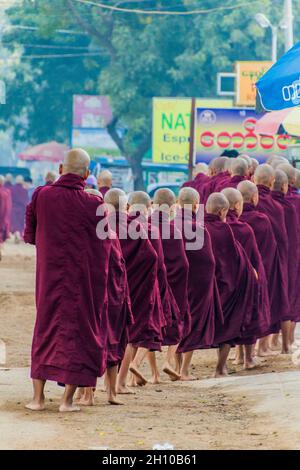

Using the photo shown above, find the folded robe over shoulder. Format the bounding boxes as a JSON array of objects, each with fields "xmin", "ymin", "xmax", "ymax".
[
  {"xmin": 112, "ymin": 212, "xmax": 161, "ymax": 351},
  {"xmin": 204, "ymin": 213, "xmax": 256, "ymax": 345},
  {"xmin": 0, "ymin": 186, "xmax": 12, "ymax": 243},
  {"xmin": 271, "ymin": 191, "xmax": 299, "ymax": 322},
  {"xmin": 11, "ymin": 183, "xmax": 29, "ymax": 235},
  {"xmin": 106, "ymin": 236, "xmax": 134, "ymax": 369},
  {"xmin": 286, "ymin": 187, "xmax": 300, "ymax": 322},
  {"xmin": 217, "ymin": 175, "xmax": 247, "ymax": 192},
  {"xmin": 256, "ymin": 185, "xmax": 290, "ymax": 322},
  {"xmin": 24, "ymin": 174, "xmax": 112, "ymax": 387},
  {"xmin": 152, "ymin": 210, "xmax": 190, "ymax": 346},
  {"xmin": 240, "ymin": 203, "xmax": 285, "ymax": 333},
  {"xmin": 202, "ymin": 171, "xmax": 231, "ymax": 204},
  {"xmin": 226, "ymin": 210, "xmax": 271, "ymax": 340},
  {"xmin": 177, "ymin": 210, "xmax": 223, "ymax": 353},
  {"xmin": 182, "ymin": 173, "xmax": 210, "ymax": 200}
]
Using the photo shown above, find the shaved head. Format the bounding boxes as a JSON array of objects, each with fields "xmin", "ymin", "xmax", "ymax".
[
  {"xmin": 153, "ymin": 188, "xmax": 176, "ymax": 207},
  {"xmin": 221, "ymin": 188, "xmax": 243, "ymax": 210},
  {"xmin": 239, "ymin": 154, "xmax": 252, "ymax": 168},
  {"xmin": 276, "ymin": 163, "xmax": 296, "ymax": 185},
  {"xmin": 104, "ymin": 188, "xmax": 127, "ymax": 212},
  {"xmin": 16, "ymin": 175, "xmax": 24, "ymax": 184},
  {"xmin": 5, "ymin": 173, "xmax": 13, "ymax": 183},
  {"xmin": 128, "ymin": 191, "xmax": 151, "ymax": 213},
  {"xmin": 231, "ymin": 158, "xmax": 248, "ymax": 176},
  {"xmin": 273, "ymin": 169, "xmax": 288, "ymax": 192},
  {"xmin": 178, "ymin": 187, "xmax": 200, "ymax": 207},
  {"xmin": 193, "ymin": 163, "xmax": 208, "ymax": 177},
  {"xmin": 209, "ymin": 157, "xmax": 229, "ymax": 175},
  {"xmin": 98, "ymin": 170, "xmax": 113, "ymax": 187},
  {"xmin": 237, "ymin": 180, "xmax": 258, "ymax": 204},
  {"xmin": 295, "ymin": 170, "xmax": 300, "ymax": 189},
  {"xmin": 63, "ymin": 148, "xmax": 90, "ymax": 177},
  {"xmin": 0, "ymin": 175, "xmax": 5, "ymax": 186},
  {"xmin": 85, "ymin": 188, "xmax": 102, "ymax": 197},
  {"xmin": 206, "ymin": 192, "xmax": 229, "ymax": 215},
  {"xmin": 45, "ymin": 171, "xmax": 57, "ymax": 183},
  {"xmin": 254, "ymin": 164, "xmax": 275, "ymax": 187},
  {"xmin": 250, "ymin": 158, "xmax": 259, "ymax": 175}
]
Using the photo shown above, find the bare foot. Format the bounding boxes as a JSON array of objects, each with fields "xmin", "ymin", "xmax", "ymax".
[
  {"xmin": 257, "ymin": 349, "xmax": 279, "ymax": 357},
  {"xmin": 232, "ymin": 358, "xmax": 244, "ymax": 365},
  {"xmin": 214, "ymin": 369, "xmax": 228, "ymax": 378},
  {"xmin": 162, "ymin": 365, "xmax": 181, "ymax": 381},
  {"xmin": 180, "ymin": 375, "xmax": 199, "ymax": 382},
  {"xmin": 108, "ymin": 397, "xmax": 124, "ymax": 406},
  {"xmin": 79, "ymin": 397, "xmax": 95, "ymax": 406},
  {"xmin": 244, "ymin": 359, "xmax": 261, "ymax": 370},
  {"xmin": 59, "ymin": 403, "xmax": 81, "ymax": 413},
  {"xmin": 75, "ymin": 389, "xmax": 84, "ymax": 401},
  {"xmin": 129, "ymin": 365, "xmax": 148, "ymax": 386},
  {"xmin": 25, "ymin": 401, "xmax": 45, "ymax": 411},
  {"xmin": 149, "ymin": 376, "xmax": 162, "ymax": 385},
  {"xmin": 117, "ymin": 385, "xmax": 136, "ymax": 395},
  {"xmin": 281, "ymin": 349, "xmax": 292, "ymax": 355}
]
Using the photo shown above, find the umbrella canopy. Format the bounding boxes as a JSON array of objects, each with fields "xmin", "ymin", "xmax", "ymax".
[
  {"xmin": 255, "ymin": 107, "xmax": 300, "ymax": 137},
  {"xmin": 19, "ymin": 141, "xmax": 68, "ymax": 162},
  {"xmin": 256, "ymin": 41, "xmax": 300, "ymax": 111}
]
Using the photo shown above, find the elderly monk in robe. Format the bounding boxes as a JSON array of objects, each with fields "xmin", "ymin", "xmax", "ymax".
[
  {"xmin": 77, "ymin": 188, "xmax": 133, "ymax": 406},
  {"xmin": 24, "ymin": 149, "xmax": 112, "ymax": 412},
  {"xmin": 221, "ymin": 188, "xmax": 270, "ymax": 369},
  {"xmin": 104, "ymin": 189, "xmax": 159, "ymax": 392},
  {"xmin": 254, "ymin": 164, "xmax": 290, "ymax": 352},
  {"xmin": 152, "ymin": 189, "xmax": 190, "ymax": 377},
  {"xmin": 205, "ymin": 193, "xmax": 257, "ymax": 377},
  {"xmin": 0, "ymin": 175, "xmax": 12, "ymax": 260},
  {"xmin": 218, "ymin": 158, "xmax": 248, "ymax": 191},
  {"xmin": 182, "ymin": 163, "xmax": 210, "ymax": 200},
  {"xmin": 202, "ymin": 157, "xmax": 230, "ymax": 204},
  {"xmin": 11, "ymin": 175, "xmax": 29, "ymax": 241},
  {"xmin": 176, "ymin": 188, "xmax": 223, "ymax": 380},
  {"xmin": 98, "ymin": 170, "xmax": 113, "ymax": 197},
  {"xmin": 237, "ymin": 180, "xmax": 289, "ymax": 357},
  {"xmin": 271, "ymin": 170, "xmax": 299, "ymax": 353},
  {"xmin": 127, "ymin": 191, "xmax": 179, "ymax": 384}
]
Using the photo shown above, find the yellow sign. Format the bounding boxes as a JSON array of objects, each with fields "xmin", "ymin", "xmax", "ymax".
[
  {"xmin": 235, "ymin": 61, "xmax": 272, "ymax": 107},
  {"xmin": 152, "ymin": 98, "xmax": 233, "ymax": 164}
]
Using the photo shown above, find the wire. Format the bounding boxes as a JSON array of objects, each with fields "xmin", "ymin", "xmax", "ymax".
[
  {"xmin": 72, "ymin": 0, "xmax": 263, "ymax": 15},
  {"xmin": 2, "ymin": 43, "xmax": 91, "ymax": 50},
  {"xmin": 4, "ymin": 25, "xmax": 88, "ymax": 35},
  {"xmin": 21, "ymin": 52, "xmax": 101, "ymax": 59}
]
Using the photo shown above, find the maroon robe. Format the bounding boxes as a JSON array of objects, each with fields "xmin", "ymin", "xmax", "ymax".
[
  {"xmin": 106, "ymin": 237, "xmax": 133, "ymax": 368},
  {"xmin": 240, "ymin": 203, "xmax": 286, "ymax": 333},
  {"xmin": 271, "ymin": 191, "xmax": 299, "ymax": 322},
  {"xmin": 24, "ymin": 174, "xmax": 112, "ymax": 387},
  {"xmin": 217, "ymin": 175, "xmax": 246, "ymax": 191},
  {"xmin": 182, "ymin": 173, "xmax": 210, "ymax": 200},
  {"xmin": 152, "ymin": 210, "xmax": 190, "ymax": 345},
  {"xmin": 177, "ymin": 210, "xmax": 223, "ymax": 352},
  {"xmin": 286, "ymin": 187, "xmax": 300, "ymax": 321},
  {"xmin": 202, "ymin": 171, "xmax": 230, "ymax": 204},
  {"xmin": 226, "ymin": 210, "xmax": 271, "ymax": 341},
  {"xmin": 0, "ymin": 186, "xmax": 12, "ymax": 243},
  {"xmin": 99, "ymin": 186, "xmax": 110, "ymax": 197},
  {"xmin": 256, "ymin": 185, "xmax": 290, "ymax": 322},
  {"xmin": 204, "ymin": 213, "xmax": 257, "ymax": 345},
  {"xmin": 112, "ymin": 212, "xmax": 161, "ymax": 350},
  {"xmin": 11, "ymin": 183, "xmax": 29, "ymax": 234}
]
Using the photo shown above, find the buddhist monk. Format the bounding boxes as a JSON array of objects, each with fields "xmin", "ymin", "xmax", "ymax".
[
  {"xmin": 4, "ymin": 173, "xmax": 13, "ymax": 191},
  {"xmin": 205, "ymin": 193, "xmax": 257, "ymax": 377},
  {"xmin": 202, "ymin": 157, "xmax": 230, "ymax": 203},
  {"xmin": 79, "ymin": 188, "xmax": 133, "ymax": 406},
  {"xmin": 218, "ymin": 158, "xmax": 248, "ymax": 191},
  {"xmin": 0, "ymin": 175, "xmax": 12, "ymax": 260},
  {"xmin": 237, "ymin": 180, "xmax": 289, "ymax": 356},
  {"xmin": 152, "ymin": 189, "xmax": 190, "ymax": 377},
  {"xmin": 254, "ymin": 164, "xmax": 290, "ymax": 353},
  {"xmin": 45, "ymin": 171, "xmax": 57, "ymax": 185},
  {"xmin": 24, "ymin": 148, "xmax": 112, "ymax": 412},
  {"xmin": 176, "ymin": 188, "xmax": 223, "ymax": 380},
  {"xmin": 221, "ymin": 188, "xmax": 270, "ymax": 368},
  {"xmin": 11, "ymin": 175, "xmax": 29, "ymax": 241},
  {"xmin": 249, "ymin": 159, "xmax": 259, "ymax": 178},
  {"xmin": 270, "ymin": 170, "xmax": 299, "ymax": 353},
  {"xmin": 98, "ymin": 170, "xmax": 113, "ymax": 196},
  {"xmin": 182, "ymin": 163, "xmax": 210, "ymax": 200},
  {"xmin": 104, "ymin": 189, "xmax": 160, "ymax": 392}
]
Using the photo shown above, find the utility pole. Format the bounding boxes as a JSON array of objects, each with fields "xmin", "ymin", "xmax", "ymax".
[{"xmin": 284, "ymin": 0, "xmax": 294, "ymax": 51}]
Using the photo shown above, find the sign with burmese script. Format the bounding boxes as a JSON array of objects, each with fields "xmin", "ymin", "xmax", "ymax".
[
  {"xmin": 194, "ymin": 108, "xmax": 292, "ymax": 163},
  {"xmin": 152, "ymin": 98, "xmax": 233, "ymax": 165}
]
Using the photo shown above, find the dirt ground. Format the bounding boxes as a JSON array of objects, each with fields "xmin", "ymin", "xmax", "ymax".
[{"xmin": 0, "ymin": 239, "xmax": 300, "ymax": 450}]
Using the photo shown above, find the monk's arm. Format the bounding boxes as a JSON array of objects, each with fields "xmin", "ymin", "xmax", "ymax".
[{"xmin": 24, "ymin": 201, "xmax": 37, "ymax": 245}]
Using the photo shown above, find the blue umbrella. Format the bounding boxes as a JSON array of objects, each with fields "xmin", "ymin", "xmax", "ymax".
[{"xmin": 256, "ymin": 41, "xmax": 300, "ymax": 111}]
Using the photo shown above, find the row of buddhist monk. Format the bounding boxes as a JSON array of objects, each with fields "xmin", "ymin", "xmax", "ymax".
[{"xmin": 22, "ymin": 149, "xmax": 299, "ymax": 412}]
